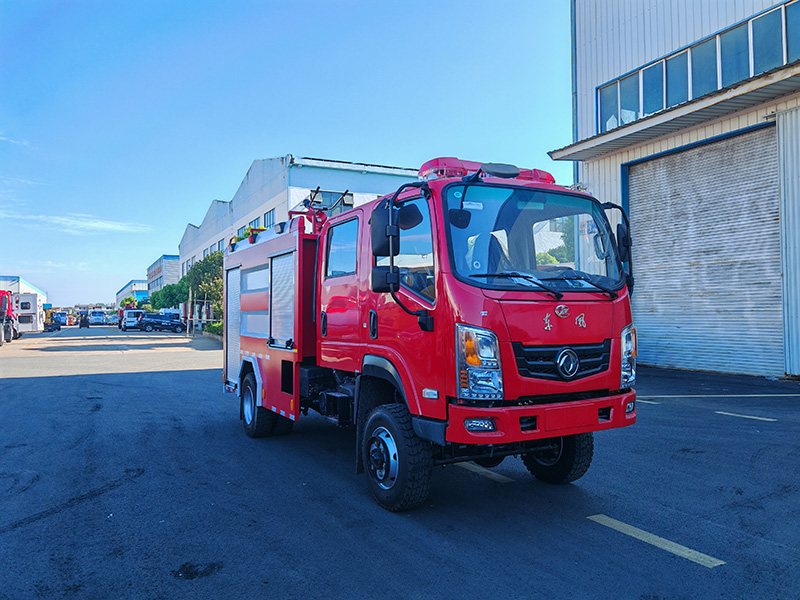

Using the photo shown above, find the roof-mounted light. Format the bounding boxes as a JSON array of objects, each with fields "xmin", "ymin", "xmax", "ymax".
[{"xmin": 418, "ymin": 157, "xmax": 555, "ymax": 184}]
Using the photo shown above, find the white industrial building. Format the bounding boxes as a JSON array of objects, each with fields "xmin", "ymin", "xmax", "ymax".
[
  {"xmin": 116, "ymin": 280, "xmax": 148, "ymax": 309},
  {"xmin": 0, "ymin": 275, "xmax": 47, "ymax": 300},
  {"xmin": 550, "ymin": 0, "xmax": 800, "ymax": 377},
  {"xmin": 179, "ymin": 155, "xmax": 418, "ymax": 276},
  {"xmin": 147, "ymin": 255, "xmax": 180, "ymax": 294}
]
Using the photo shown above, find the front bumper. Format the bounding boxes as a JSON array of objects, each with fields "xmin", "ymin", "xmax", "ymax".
[{"xmin": 445, "ymin": 390, "xmax": 636, "ymax": 444}]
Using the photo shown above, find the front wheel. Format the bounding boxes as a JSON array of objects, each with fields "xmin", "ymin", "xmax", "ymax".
[
  {"xmin": 522, "ymin": 433, "xmax": 594, "ymax": 484},
  {"xmin": 144, "ymin": 324, "xmax": 154, "ymax": 332},
  {"xmin": 173, "ymin": 325, "xmax": 183, "ymax": 333},
  {"xmin": 362, "ymin": 404, "xmax": 432, "ymax": 511}
]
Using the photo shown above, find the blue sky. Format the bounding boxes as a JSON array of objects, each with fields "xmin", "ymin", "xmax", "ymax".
[{"xmin": 0, "ymin": 0, "xmax": 573, "ymax": 306}]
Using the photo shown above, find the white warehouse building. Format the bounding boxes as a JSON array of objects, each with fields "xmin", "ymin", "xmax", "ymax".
[
  {"xmin": 179, "ymin": 155, "xmax": 418, "ymax": 276},
  {"xmin": 551, "ymin": 0, "xmax": 800, "ymax": 377}
]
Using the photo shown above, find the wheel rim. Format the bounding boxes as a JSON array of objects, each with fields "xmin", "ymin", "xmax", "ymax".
[
  {"xmin": 367, "ymin": 426, "xmax": 399, "ymax": 490},
  {"xmin": 533, "ymin": 437, "xmax": 564, "ymax": 466},
  {"xmin": 243, "ymin": 386, "xmax": 254, "ymax": 425}
]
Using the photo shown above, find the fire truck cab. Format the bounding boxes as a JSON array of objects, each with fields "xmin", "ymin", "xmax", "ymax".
[{"xmin": 223, "ymin": 157, "xmax": 637, "ymax": 511}]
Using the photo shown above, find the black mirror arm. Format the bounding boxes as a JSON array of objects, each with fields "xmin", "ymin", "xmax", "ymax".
[{"xmin": 601, "ymin": 202, "xmax": 631, "ymax": 231}]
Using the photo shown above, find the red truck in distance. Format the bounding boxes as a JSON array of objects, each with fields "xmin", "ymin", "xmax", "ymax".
[
  {"xmin": 223, "ymin": 157, "xmax": 637, "ymax": 511},
  {"xmin": 1, "ymin": 290, "xmax": 19, "ymax": 347}
]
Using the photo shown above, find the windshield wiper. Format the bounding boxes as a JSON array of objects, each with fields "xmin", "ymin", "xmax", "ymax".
[
  {"xmin": 469, "ymin": 271, "xmax": 563, "ymax": 300},
  {"xmin": 548, "ymin": 269, "xmax": 618, "ymax": 300}
]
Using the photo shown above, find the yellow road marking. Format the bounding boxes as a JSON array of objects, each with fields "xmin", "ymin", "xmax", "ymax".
[
  {"xmin": 588, "ymin": 514, "xmax": 725, "ymax": 568},
  {"xmin": 456, "ymin": 462, "xmax": 515, "ymax": 484},
  {"xmin": 714, "ymin": 411, "xmax": 777, "ymax": 422}
]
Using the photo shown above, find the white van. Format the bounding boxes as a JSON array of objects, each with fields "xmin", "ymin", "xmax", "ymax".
[
  {"xmin": 89, "ymin": 310, "xmax": 105, "ymax": 325},
  {"xmin": 121, "ymin": 309, "xmax": 144, "ymax": 331}
]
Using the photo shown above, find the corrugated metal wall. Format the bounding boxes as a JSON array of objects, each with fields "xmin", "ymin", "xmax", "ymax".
[
  {"xmin": 629, "ymin": 126, "xmax": 785, "ymax": 376},
  {"xmin": 574, "ymin": 0, "xmax": 782, "ymax": 140},
  {"xmin": 778, "ymin": 107, "xmax": 800, "ymax": 374}
]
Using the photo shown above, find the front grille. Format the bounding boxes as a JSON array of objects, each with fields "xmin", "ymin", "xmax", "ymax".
[{"xmin": 512, "ymin": 339, "xmax": 611, "ymax": 381}]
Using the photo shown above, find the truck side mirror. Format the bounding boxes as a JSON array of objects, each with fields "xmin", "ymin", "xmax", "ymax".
[
  {"xmin": 370, "ymin": 206, "xmax": 399, "ymax": 257},
  {"xmin": 371, "ymin": 265, "xmax": 399, "ymax": 293},
  {"xmin": 616, "ymin": 223, "xmax": 631, "ymax": 263}
]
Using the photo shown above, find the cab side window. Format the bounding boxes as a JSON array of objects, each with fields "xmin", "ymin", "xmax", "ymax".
[
  {"xmin": 325, "ymin": 218, "xmax": 358, "ymax": 278},
  {"xmin": 377, "ymin": 197, "xmax": 435, "ymax": 301}
]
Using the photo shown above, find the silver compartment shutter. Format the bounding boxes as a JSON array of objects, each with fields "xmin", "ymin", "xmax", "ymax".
[
  {"xmin": 270, "ymin": 253, "xmax": 295, "ymax": 343},
  {"xmin": 629, "ymin": 126, "xmax": 784, "ymax": 376},
  {"xmin": 225, "ymin": 268, "xmax": 241, "ymax": 380},
  {"xmin": 778, "ymin": 107, "xmax": 800, "ymax": 375}
]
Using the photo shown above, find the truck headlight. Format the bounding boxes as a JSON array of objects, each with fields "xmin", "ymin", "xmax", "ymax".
[
  {"xmin": 621, "ymin": 323, "xmax": 637, "ymax": 388},
  {"xmin": 457, "ymin": 324, "xmax": 503, "ymax": 400}
]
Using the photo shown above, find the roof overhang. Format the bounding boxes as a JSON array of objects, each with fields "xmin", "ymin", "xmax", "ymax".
[
  {"xmin": 290, "ymin": 156, "xmax": 417, "ymax": 177},
  {"xmin": 549, "ymin": 62, "xmax": 800, "ymax": 162}
]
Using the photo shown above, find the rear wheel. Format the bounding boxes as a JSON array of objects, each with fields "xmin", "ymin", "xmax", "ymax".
[
  {"xmin": 241, "ymin": 373, "xmax": 276, "ymax": 438},
  {"xmin": 173, "ymin": 324, "xmax": 183, "ymax": 333},
  {"xmin": 522, "ymin": 433, "xmax": 594, "ymax": 484},
  {"xmin": 362, "ymin": 404, "xmax": 432, "ymax": 511},
  {"xmin": 144, "ymin": 324, "xmax": 154, "ymax": 332}
]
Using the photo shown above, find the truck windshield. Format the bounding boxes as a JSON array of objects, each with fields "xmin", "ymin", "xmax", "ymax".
[{"xmin": 444, "ymin": 184, "xmax": 623, "ymax": 293}]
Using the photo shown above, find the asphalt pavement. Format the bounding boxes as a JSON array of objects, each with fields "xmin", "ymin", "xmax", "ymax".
[{"xmin": 1, "ymin": 326, "xmax": 798, "ymax": 599}]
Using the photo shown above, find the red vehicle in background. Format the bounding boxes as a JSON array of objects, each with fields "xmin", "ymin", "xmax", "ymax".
[
  {"xmin": 223, "ymin": 157, "xmax": 637, "ymax": 511},
  {"xmin": 1, "ymin": 290, "xmax": 19, "ymax": 346}
]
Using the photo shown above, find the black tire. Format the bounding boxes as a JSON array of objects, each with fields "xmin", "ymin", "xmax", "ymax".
[
  {"xmin": 144, "ymin": 324, "xmax": 154, "ymax": 332},
  {"xmin": 522, "ymin": 433, "xmax": 594, "ymax": 484},
  {"xmin": 362, "ymin": 404, "xmax": 433, "ymax": 511},
  {"xmin": 122, "ymin": 326, "xmax": 127, "ymax": 332},
  {"xmin": 173, "ymin": 325, "xmax": 183, "ymax": 333},
  {"xmin": 241, "ymin": 373, "xmax": 276, "ymax": 438}
]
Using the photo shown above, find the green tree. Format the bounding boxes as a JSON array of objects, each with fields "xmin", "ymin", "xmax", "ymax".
[
  {"xmin": 120, "ymin": 296, "xmax": 136, "ymax": 309},
  {"xmin": 185, "ymin": 251, "xmax": 223, "ymax": 318}
]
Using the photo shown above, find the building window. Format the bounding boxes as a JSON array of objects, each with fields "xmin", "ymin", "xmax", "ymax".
[
  {"xmin": 249, "ymin": 217, "xmax": 260, "ymax": 230},
  {"xmin": 666, "ymin": 52, "xmax": 689, "ymax": 107},
  {"xmin": 753, "ymin": 9, "xmax": 783, "ymax": 74},
  {"xmin": 218, "ymin": 239, "xmax": 224, "ymax": 252},
  {"xmin": 599, "ymin": 83, "xmax": 618, "ymax": 133},
  {"xmin": 789, "ymin": 1, "xmax": 800, "ymax": 62},
  {"xmin": 309, "ymin": 191, "xmax": 355, "ymax": 216},
  {"xmin": 619, "ymin": 72, "xmax": 639, "ymax": 124},
  {"xmin": 691, "ymin": 38, "xmax": 718, "ymax": 98},
  {"xmin": 642, "ymin": 62, "xmax": 664, "ymax": 116},
  {"xmin": 720, "ymin": 23, "xmax": 750, "ymax": 87},
  {"xmin": 596, "ymin": 3, "xmax": 798, "ymax": 134},
  {"xmin": 237, "ymin": 226, "xmax": 246, "ymax": 238},
  {"xmin": 325, "ymin": 218, "xmax": 358, "ymax": 277},
  {"xmin": 264, "ymin": 209, "xmax": 275, "ymax": 229},
  {"xmin": 203, "ymin": 248, "xmax": 209, "ymax": 258}
]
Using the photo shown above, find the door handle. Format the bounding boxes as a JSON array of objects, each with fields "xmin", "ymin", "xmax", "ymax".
[
  {"xmin": 320, "ymin": 311, "xmax": 327, "ymax": 337},
  {"xmin": 369, "ymin": 310, "xmax": 378, "ymax": 339}
]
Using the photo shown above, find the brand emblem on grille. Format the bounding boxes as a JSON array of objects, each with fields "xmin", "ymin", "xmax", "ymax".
[
  {"xmin": 575, "ymin": 313, "xmax": 586, "ymax": 328},
  {"xmin": 543, "ymin": 313, "xmax": 552, "ymax": 331},
  {"xmin": 555, "ymin": 304, "xmax": 569, "ymax": 318},
  {"xmin": 555, "ymin": 348, "xmax": 580, "ymax": 379}
]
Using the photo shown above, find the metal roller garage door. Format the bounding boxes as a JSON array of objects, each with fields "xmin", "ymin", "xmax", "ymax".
[
  {"xmin": 629, "ymin": 126, "xmax": 784, "ymax": 376},
  {"xmin": 225, "ymin": 267, "xmax": 241, "ymax": 383}
]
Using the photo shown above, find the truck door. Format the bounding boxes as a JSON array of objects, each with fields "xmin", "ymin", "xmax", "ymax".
[
  {"xmin": 318, "ymin": 210, "xmax": 364, "ymax": 372},
  {"xmin": 365, "ymin": 195, "xmax": 446, "ymax": 420}
]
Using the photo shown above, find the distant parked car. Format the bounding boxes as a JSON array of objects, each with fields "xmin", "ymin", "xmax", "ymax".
[
  {"xmin": 45, "ymin": 317, "xmax": 61, "ymax": 332},
  {"xmin": 107, "ymin": 313, "xmax": 119, "ymax": 325},
  {"xmin": 79, "ymin": 315, "xmax": 90, "ymax": 328},
  {"xmin": 137, "ymin": 313, "xmax": 185, "ymax": 333}
]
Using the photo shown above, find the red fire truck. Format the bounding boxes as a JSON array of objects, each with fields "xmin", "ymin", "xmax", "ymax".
[{"xmin": 223, "ymin": 157, "xmax": 637, "ymax": 511}]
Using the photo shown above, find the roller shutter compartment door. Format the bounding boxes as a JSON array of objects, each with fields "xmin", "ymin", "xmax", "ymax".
[
  {"xmin": 225, "ymin": 267, "xmax": 241, "ymax": 383},
  {"xmin": 629, "ymin": 126, "xmax": 784, "ymax": 376}
]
